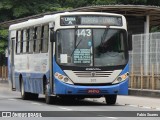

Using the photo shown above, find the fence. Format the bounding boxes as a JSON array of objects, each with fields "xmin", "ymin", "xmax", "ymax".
[
  {"xmin": 0, "ymin": 66, "xmax": 8, "ymax": 80},
  {"xmin": 129, "ymin": 32, "xmax": 160, "ymax": 90}
]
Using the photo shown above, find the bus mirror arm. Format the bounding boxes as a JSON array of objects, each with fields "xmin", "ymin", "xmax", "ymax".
[
  {"xmin": 128, "ymin": 33, "xmax": 132, "ymax": 51},
  {"xmin": 50, "ymin": 28, "xmax": 55, "ymax": 42}
]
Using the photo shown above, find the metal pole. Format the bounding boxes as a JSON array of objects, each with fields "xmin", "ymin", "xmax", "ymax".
[{"xmin": 144, "ymin": 15, "xmax": 150, "ymax": 75}]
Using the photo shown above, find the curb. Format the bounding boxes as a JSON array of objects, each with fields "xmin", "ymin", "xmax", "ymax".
[
  {"xmin": 0, "ymin": 80, "xmax": 8, "ymax": 84},
  {"xmin": 129, "ymin": 88, "xmax": 160, "ymax": 98}
]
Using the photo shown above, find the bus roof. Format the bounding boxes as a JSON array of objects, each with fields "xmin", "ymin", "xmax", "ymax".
[{"xmin": 9, "ymin": 12, "xmax": 125, "ymax": 31}]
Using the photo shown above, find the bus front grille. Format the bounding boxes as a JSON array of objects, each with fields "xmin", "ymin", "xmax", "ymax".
[{"xmin": 73, "ymin": 71, "xmax": 113, "ymax": 77}]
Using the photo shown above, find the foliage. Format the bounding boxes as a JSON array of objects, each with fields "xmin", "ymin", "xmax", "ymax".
[
  {"xmin": 0, "ymin": 0, "xmax": 66, "ymax": 22},
  {"xmin": 117, "ymin": 0, "xmax": 147, "ymax": 5},
  {"xmin": 0, "ymin": 29, "xmax": 8, "ymax": 54},
  {"xmin": 93, "ymin": 0, "xmax": 117, "ymax": 5},
  {"xmin": 151, "ymin": 26, "xmax": 160, "ymax": 32}
]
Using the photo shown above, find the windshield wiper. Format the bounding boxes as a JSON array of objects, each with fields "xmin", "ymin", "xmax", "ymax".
[
  {"xmin": 70, "ymin": 38, "xmax": 82, "ymax": 57},
  {"xmin": 100, "ymin": 28, "xmax": 109, "ymax": 45}
]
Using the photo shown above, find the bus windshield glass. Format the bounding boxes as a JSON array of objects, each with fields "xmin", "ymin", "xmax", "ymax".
[{"xmin": 56, "ymin": 28, "xmax": 128, "ymax": 67}]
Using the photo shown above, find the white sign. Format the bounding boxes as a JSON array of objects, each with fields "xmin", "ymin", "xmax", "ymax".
[{"xmin": 60, "ymin": 54, "xmax": 68, "ymax": 63}]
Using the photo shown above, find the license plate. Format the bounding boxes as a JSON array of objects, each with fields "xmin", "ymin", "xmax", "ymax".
[{"xmin": 87, "ymin": 89, "xmax": 100, "ymax": 94}]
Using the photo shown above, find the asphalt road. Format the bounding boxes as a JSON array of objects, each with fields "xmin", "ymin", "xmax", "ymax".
[{"xmin": 0, "ymin": 82, "xmax": 160, "ymax": 120}]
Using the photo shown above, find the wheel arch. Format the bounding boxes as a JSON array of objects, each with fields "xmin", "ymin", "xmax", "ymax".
[
  {"xmin": 43, "ymin": 74, "xmax": 48, "ymax": 94},
  {"xmin": 19, "ymin": 74, "xmax": 22, "ymax": 91}
]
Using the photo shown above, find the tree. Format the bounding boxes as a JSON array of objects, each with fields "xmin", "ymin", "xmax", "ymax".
[
  {"xmin": 0, "ymin": 28, "xmax": 8, "ymax": 65},
  {"xmin": 0, "ymin": 29, "xmax": 8, "ymax": 54},
  {"xmin": 116, "ymin": 0, "xmax": 147, "ymax": 5},
  {"xmin": 93, "ymin": 0, "xmax": 117, "ymax": 5},
  {"xmin": 0, "ymin": 0, "xmax": 71, "ymax": 22}
]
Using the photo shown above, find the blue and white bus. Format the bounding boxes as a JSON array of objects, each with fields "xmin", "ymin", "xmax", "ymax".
[{"xmin": 8, "ymin": 12, "xmax": 131, "ymax": 105}]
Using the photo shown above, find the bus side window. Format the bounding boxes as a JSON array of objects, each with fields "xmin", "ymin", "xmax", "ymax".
[
  {"xmin": 41, "ymin": 25, "xmax": 49, "ymax": 53},
  {"xmin": 16, "ymin": 31, "xmax": 18, "ymax": 53},
  {"xmin": 40, "ymin": 26, "xmax": 44, "ymax": 51},
  {"xmin": 29, "ymin": 28, "xmax": 34, "ymax": 53},
  {"xmin": 35, "ymin": 26, "xmax": 41, "ymax": 53},
  {"xmin": 26, "ymin": 29, "xmax": 30, "ymax": 52},
  {"xmin": 23, "ymin": 29, "xmax": 27, "ymax": 53},
  {"xmin": 20, "ymin": 30, "xmax": 23, "ymax": 53},
  {"xmin": 33, "ymin": 27, "xmax": 37, "ymax": 52},
  {"xmin": 16, "ymin": 30, "xmax": 21, "ymax": 54}
]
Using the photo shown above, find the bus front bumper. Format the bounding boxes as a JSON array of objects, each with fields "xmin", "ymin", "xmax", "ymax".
[{"xmin": 53, "ymin": 79, "xmax": 128, "ymax": 95}]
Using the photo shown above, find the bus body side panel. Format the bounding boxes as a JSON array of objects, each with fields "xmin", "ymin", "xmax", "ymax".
[
  {"xmin": 14, "ymin": 72, "xmax": 47, "ymax": 94},
  {"xmin": 14, "ymin": 53, "xmax": 50, "ymax": 94},
  {"xmin": 24, "ymin": 73, "xmax": 49, "ymax": 94}
]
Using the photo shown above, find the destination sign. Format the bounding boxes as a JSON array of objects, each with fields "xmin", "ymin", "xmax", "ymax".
[
  {"xmin": 60, "ymin": 16, "xmax": 77, "ymax": 25},
  {"xmin": 60, "ymin": 15, "xmax": 122, "ymax": 26},
  {"xmin": 73, "ymin": 49, "xmax": 91, "ymax": 64},
  {"xmin": 81, "ymin": 16, "xmax": 122, "ymax": 26}
]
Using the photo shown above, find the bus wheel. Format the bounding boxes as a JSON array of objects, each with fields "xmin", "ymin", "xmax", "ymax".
[
  {"xmin": 104, "ymin": 95, "xmax": 117, "ymax": 105},
  {"xmin": 45, "ymin": 85, "xmax": 52, "ymax": 104},
  {"xmin": 20, "ymin": 80, "xmax": 30, "ymax": 100},
  {"xmin": 30, "ymin": 93, "xmax": 39, "ymax": 100}
]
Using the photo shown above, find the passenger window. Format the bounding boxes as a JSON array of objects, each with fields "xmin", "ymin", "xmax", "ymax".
[
  {"xmin": 20, "ymin": 30, "xmax": 23, "ymax": 53},
  {"xmin": 41, "ymin": 25, "xmax": 49, "ymax": 52},
  {"xmin": 29, "ymin": 28, "xmax": 34, "ymax": 53},
  {"xmin": 35, "ymin": 26, "xmax": 41, "ymax": 53},
  {"xmin": 33, "ymin": 27, "xmax": 37, "ymax": 52},
  {"xmin": 23, "ymin": 29, "xmax": 27, "ymax": 53},
  {"xmin": 16, "ymin": 30, "xmax": 21, "ymax": 54},
  {"xmin": 26, "ymin": 29, "xmax": 29, "ymax": 52}
]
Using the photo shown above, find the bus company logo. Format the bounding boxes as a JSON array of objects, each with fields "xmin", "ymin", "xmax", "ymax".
[
  {"xmin": 91, "ymin": 72, "xmax": 96, "ymax": 77},
  {"xmin": 86, "ymin": 68, "xmax": 101, "ymax": 71}
]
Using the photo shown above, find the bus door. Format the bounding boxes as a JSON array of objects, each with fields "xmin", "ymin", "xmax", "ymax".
[{"xmin": 10, "ymin": 31, "xmax": 16, "ymax": 90}]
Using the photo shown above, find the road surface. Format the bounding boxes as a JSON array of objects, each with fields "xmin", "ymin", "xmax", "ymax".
[{"xmin": 0, "ymin": 82, "xmax": 160, "ymax": 120}]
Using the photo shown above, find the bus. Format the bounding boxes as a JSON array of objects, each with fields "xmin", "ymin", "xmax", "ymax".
[{"xmin": 8, "ymin": 12, "xmax": 131, "ymax": 105}]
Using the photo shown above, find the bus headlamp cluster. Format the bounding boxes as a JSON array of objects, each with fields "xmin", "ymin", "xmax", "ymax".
[
  {"xmin": 112, "ymin": 72, "xmax": 129, "ymax": 84},
  {"xmin": 54, "ymin": 72, "xmax": 74, "ymax": 85}
]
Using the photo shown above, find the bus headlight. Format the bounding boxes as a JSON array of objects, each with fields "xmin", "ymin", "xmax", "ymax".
[
  {"xmin": 64, "ymin": 77, "xmax": 69, "ymax": 82},
  {"xmin": 112, "ymin": 72, "xmax": 129, "ymax": 84},
  {"xmin": 54, "ymin": 72, "xmax": 74, "ymax": 85}
]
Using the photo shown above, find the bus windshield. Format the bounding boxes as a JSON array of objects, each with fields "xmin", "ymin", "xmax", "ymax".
[{"xmin": 56, "ymin": 28, "xmax": 128, "ymax": 67}]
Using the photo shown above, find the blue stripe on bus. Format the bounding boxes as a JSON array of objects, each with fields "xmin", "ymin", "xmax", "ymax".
[
  {"xmin": 118, "ymin": 63, "xmax": 129, "ymax": 95},
  {"xmin": 54, "ymin": 78, "xmax": 126, "ymax": 95},
  {"xmin": 53, "ymin": 58, "xmax": 129, "ymax": 95}
]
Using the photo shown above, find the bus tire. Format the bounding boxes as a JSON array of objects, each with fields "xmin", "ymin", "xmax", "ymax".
[
  {"xmin": 20, "ymin": 79, "xmax": 30, "ymax": 100},
  {"xmin": 30, "ymin": 93, "xmax": 39, "ymax": 100},
  {"xmin": 45, "ymin": 85, "xmax": 52, "ymax": 104},
  {"xmin": 104, "ymin": 95, "xmax": 117, "ymax": 105}
]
